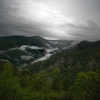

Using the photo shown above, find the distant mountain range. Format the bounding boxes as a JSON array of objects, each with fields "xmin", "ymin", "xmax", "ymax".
[{"xmin": 0, "ymin": 36, "xmax": 77, "ymax": 66}]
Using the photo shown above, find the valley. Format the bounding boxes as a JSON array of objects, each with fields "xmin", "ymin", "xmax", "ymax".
[
  {"xmin": 0, "ymin": 36, "xmax": 77, "ymax": 66},
  {"xmin": 0, "ymin": 36, "xmax": 100, "ymax": 100}
]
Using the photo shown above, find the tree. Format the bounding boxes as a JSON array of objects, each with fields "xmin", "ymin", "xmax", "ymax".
[{"xmin": 69, "ymin": 72, "xmax": 100, "ymax": 100}]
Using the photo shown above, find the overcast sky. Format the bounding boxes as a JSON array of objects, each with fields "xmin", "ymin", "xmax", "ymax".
[{"xmin": 0, "ymin": 0, "xmax": 100, "ymax": 40}]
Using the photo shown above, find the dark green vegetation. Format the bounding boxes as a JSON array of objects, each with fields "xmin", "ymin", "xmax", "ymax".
[
  {"xmin": 0, "ymin": 36, "xmax": 74, "ymax": 50},
  {"xmin": 0, "ymin": 48, "xmax": 46, "ymax": 66},
  {"xmin": 0, "ymin": 36, "xmax": 49, "ymax": 65},
  {"xmin": 0, "ymin": 36, "xmax": 74, "ymax": 66},
  {"xmin": 0, "ymin": 36, "xmax": 49, "ymax": 50},
  {"xmin": 0, "ymin": 41, "xmax": 100, "ymax": 100}
]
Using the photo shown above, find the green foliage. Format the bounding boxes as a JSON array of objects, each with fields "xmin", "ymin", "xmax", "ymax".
[
  {"xmin": 1, "ymin": 44, "xmax": 100, "ymax": 100},
  {"xmin": 69, "ymin": 72, "xmax": 100, "ymax": 100},
  {"xmin": 0, "ymin": 60, "xmax": 24, "ymax": 100}
]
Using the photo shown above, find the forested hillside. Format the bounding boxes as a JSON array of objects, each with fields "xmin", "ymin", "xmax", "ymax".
[
  {"xmin": 0, "ymin": 41, "xmax": 100, "ymax": 100},
  {"xmin": 0, "ymin": 36, "xmax": 75, "ymax": 66}
]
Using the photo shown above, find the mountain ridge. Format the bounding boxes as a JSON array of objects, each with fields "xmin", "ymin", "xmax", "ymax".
[{"xmin": 0, "ymin": 36, "xmax": 76, "ymax": 66}]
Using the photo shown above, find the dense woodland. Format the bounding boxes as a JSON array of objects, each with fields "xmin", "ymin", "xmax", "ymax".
[{"xmin": 0, "ymin": 43, "xmax": 100, "ymax": 100}]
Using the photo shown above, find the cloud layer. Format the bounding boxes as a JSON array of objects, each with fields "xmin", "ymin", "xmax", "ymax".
[{"xmin": 0, "ymin": 0, "xmax": 100, "ymax": 40}]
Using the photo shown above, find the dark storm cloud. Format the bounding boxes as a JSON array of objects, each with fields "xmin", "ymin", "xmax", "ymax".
[
  {"xmin": 67, "ymin": 20, "xmax": 100, "ymax": 40},
  {"xmin": 0, "ymin": 0, "xmax": 61, "ymax": 38},
  {"xmin": 0, "ymin": 0, "xmax": 100, "ymax": 40}
]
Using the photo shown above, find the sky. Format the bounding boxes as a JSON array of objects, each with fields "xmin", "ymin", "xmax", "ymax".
[{"xmin": 0, "ymin": 0, "xmax": 100, "ymax": 40}]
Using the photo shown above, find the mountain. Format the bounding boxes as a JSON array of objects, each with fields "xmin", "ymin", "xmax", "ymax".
[
  {"xmin": 0, "ymin": 36, "xmax": 76, "ymax": 66},
  {"xmin": 0, "ymin": 36, "xmax": 49, "ymax": 50},
  {"xmin": 48, "ymin": 40, "xmax": 77, "ymax": 50},
  {"xmin": 0, "ymin": 40, "xmax": 100, "ymax": 100},
  {"xmin": 28, "ymin": 40, "xmax": 100, "ymax": 73},
  {"xmin": 75, "ymin": 40, "xmax": 100, "ymax": 49},
  {"xmin": 26, "ymin": 41, "xmax": 100, "ymax": 100}
]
